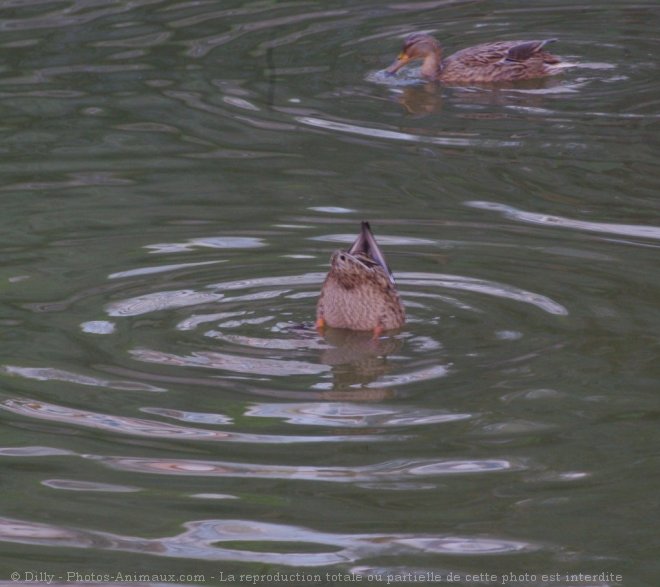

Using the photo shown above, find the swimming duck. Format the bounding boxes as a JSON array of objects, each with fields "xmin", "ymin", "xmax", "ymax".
[
  {"xmin": 316, "ymin": 222, "xmax": 405, "ymax": 335},
  {"xmin": 386, "ymin": 33, "xmax": 562, "ymax": 83}
]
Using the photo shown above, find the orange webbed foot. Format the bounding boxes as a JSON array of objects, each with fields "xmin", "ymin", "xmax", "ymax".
[
  {"xmin": 315, "ymin": 317, "xmax": 325, "ymax": 332},
  {"xmin": 372, "ymin": 325, "xmax": 384, "ymax": 339}
]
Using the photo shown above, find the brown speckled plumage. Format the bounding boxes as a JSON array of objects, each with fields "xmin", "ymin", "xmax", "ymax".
[
  {"xmin": 316, "ymin": 222, "xmax": 405, "ymax": 332},
  {"xmin": 387, "ymin": 33, "xmax": 562, "ymax": 83}
]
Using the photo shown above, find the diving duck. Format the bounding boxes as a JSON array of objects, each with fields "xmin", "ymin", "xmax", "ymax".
[
  {"xmin": 316, "ymin": 222, "xmax": 405, "ymax": 335},
  {"xmin": 386, "ymin": 33, "xmax": 562, "ymax": 83}
]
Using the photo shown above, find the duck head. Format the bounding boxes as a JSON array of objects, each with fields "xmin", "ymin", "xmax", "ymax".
[{"xmin": 386, "ymin": 33, "xmax": 443, "ymax": 77}]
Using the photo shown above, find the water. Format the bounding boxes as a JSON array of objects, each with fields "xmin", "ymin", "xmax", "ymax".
[{"xmin": 1, "ymin": 1, "xmax": 658, "ymax": 585}]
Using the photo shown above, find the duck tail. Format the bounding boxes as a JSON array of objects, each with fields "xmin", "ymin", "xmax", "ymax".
[{"xmin": 349, "ymin": 222, "xmax": 395, "ymax": 285}]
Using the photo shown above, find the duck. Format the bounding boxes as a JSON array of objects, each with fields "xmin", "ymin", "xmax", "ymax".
[
  {"xmin": 386, "ymin": 33, "xmax": 562, "ymax": 83},
  {"xmin": 316, "ymin": 222, "xmax": 405, "ymax": 336}
]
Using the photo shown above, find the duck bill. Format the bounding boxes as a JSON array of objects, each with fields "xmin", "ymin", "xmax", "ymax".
[
  {"xmin": 349, "ymin": 222, "xmax": 395, "ymax": 285},
  {"xmin": 385, "ymin": 55, "xmax": 409, "ymax": 75}
]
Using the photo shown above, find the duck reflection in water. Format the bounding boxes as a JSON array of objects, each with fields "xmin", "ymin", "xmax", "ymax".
[
  {"xmin": 391, "ymin": 81, "xmax": 557, "ymax": 116},
  {"xmin": 318, "ymin": 327, "xmax": 402, "ymax": 400}
]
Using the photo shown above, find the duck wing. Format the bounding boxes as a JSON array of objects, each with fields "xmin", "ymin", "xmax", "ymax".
[
  {"xmin": 504, "ymin": 39, "xmax": 558, "ymax": 62},
  {"xmin": 448, "ymin": 39, "xmax": 558, "ymax": 67}
]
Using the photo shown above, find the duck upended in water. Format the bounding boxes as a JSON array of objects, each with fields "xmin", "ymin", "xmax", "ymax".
[
  {"xmin": 316, "ymin": 222, "xmax": 405, "ymax": 335},
  {"xmin": 386, "ymin": 33, "xmax": 562, "ymax": 83}
]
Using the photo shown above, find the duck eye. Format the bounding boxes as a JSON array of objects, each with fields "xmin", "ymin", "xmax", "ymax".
[{"xmin": 339, "ymin": 254, "xmax": 346, "ymax": 261}]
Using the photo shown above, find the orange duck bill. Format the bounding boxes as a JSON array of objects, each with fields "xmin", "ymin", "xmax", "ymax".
[{"xmin": 385, "ymin": 54, "xmax": 410, "ymax": 75}]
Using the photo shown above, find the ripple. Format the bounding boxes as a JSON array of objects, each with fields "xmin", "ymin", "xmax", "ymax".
[
  {"xmin": 42, "ymin": 479, "xmax": 139, "ymax": 493},
  {"xmin": 309, "ymin": 206, "xmax": 355, "ymax": 214},
  {"xmin": 92, "ymin": 456, "xmax": 520, "ymax": 484},
  {"xmin": 0, "ymin": 446, "xmax": 75, "ymax": 457},
  {"xmin": 80, "ymin": 320, "xmax": 116, "ymax": 334},
  {"xmin": 108, "ymin": 260, "xmax": 223, "ymax": 279},
  {"xmin": 400, "ymin": 272, "xmax": 568, "ymax": 316},
  {"xmin": 130, "ymin": 348, "xmax": 330, "ymax": 377},
  {"xmin": 206, "ymin": 272, "xmax": 321, "ymax": 292},
  {"xmin": 145, "ymin": 236, "xmax": 266, "ymax": 254},
  {"xmin": 98, "ymin": 261, "xmax": 565, "ymax": 394},
  {"xmin": 105, "ymin": 290, "xmax": 224, "ymax": 317},
  {"xmin": 467, "ymin": 200, "xmax": 660, "ymax": 241},
  {"xmin": 370, "ymin": 364, "xmax": 451, "ymax": 388},
  {"xmin": 140, "ymin": 407, "xmax": 233, "ymax": 426},
  {"xmin": 0, "ymin": 517, "xmax": 94, "ymax": 548},
  {"xmin": 312, "ymin": 233, "xmax": 436, "ymax": 247},
  {"xmin": 0, "ymin": 516, "xmax": 539, "ymax": 566},
  {"xmin": 0, "ymin": 1, "xmax": 164, "ymax": 32},
  {"xmin": 2, "ymin": 365, "xmax": 165, "ymax": 392},
  {"xmin": 204, "ymin": 330, "xmax": 329, "ymax": 351},
  {"xmin": 180, "ymin": 8, "xmax": 349, "ymax": 59},
  {"xmin": 295, "ymin": 115, "xmax": 522, "ymax": 149},
  {"xmin": 0, "ymin": 171, "xmax": 132, "ymax": 191},
  {"xmin": 94, "ymin": 31, "xmax": 172, "ymax": 49},
  {"xmin": 190, "ymin": 493, "xmax": 239, "ymax": 500},
  {"xmin": 366, "ymin": 67, "xmax": 427, "ymax": 87},
  {"xmin": 0, "ymin": 398, "xmax": 392, "ymax": 445},
  {"xmin": 245, "ymin": 402, "xmax": 471, "ymax": 428},
  {"xmin": 1, "ymin": 446, "xmax": 534, "ymax": 492}
]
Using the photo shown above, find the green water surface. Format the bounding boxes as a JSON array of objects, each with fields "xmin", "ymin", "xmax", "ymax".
[{"xmin": 1, "ymin": 1, "xmax": 658, "ymax": 586}]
